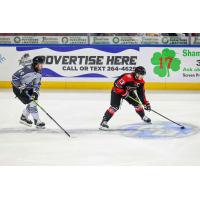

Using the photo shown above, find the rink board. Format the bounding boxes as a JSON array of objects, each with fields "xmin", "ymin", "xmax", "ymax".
[
  {"xmin": 1, "ymin": 81, "xmax": 200, "ymax": 90},
  {"xmin": 0, "ymin": 44, "xmax": 200, "ymax": 90}
]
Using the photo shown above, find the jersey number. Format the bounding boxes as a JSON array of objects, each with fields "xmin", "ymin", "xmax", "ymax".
[{"xmin": 119, "ymin": 79, "xmax": 125, "ymax": 85}]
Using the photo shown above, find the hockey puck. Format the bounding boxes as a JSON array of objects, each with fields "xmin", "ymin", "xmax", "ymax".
[{"xmin": 180, "ymin": 126, "xmax": 185, "ymax": 129}]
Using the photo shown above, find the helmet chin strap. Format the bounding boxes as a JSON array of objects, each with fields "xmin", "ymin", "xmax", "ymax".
[{"xmin": 32, "ymin": 63, "xmax": 41, "ymax": 72}]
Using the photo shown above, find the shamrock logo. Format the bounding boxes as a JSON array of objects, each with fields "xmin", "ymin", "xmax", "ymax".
[{"xmin": 151, "ymin": 48, "xmax": 181, "ymax": 77}]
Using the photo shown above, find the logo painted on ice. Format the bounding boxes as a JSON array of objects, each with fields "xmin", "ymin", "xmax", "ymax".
[
  {"xmin": 0, "ymin": 54, "xmax": 6, "ymax": 64},
  {"xmin": 151, "ymin": 48, "xmax": 181, "ymax": 77},
  {"xmin": 121, "ymin": 122, "xmax": 197, "ymax": 139}
]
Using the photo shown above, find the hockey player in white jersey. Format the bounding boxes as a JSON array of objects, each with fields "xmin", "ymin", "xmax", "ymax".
[{"xmin": 12, "ymin": 56, "xmax": 45, "ymax": 128}]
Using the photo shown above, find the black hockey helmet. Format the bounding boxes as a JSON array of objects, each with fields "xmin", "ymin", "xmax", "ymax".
[
  {"xmin": 135, "ymin": 66, "xmax": 146, "ymax": 75},
  {"xmin": 32, "ymin": 56, "xmax": 45, "ymax": 65}
]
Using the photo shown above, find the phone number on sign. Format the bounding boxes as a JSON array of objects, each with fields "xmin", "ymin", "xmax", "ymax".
[
  {"xmin": 107, "ymin": 66, "xmax": 135, "ymax": 71},
  {"xmin": 63, "ymin": 66, "xmax": 136, "ymax": 72}
]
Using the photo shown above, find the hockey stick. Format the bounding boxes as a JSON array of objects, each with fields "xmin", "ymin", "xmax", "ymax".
[
  {"xmin": 127, "ymin": 95, "xmax": 185, "ymax": 129},
  {"xmin": 33, "ymin": 99, "xmax": 71, "ymax": 137},
  {"xmin": 15, "ymin": 88, "xmax": 70, "ymax": 137}
]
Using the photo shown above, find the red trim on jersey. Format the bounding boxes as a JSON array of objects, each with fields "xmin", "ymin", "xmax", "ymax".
[
  {"xmin": 112, "ymin": 73, "xmax": 144, "ymax": 93},
  {"xmin": 112, "ymin": 73, "xmax": 149, "ymax": 105}
]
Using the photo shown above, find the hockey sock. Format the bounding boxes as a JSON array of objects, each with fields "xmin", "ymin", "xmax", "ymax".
[
  {"xmin": 135, "ymin": 106, "xmax": 145, "ymax": 119},
  {"xmin": 102, "ymin": 106, "xmax": 118, "ymax": 122},
  {"xmin": 22, "ymin": 105, "xmax": 30, "ymax": 118},
  {"xmin": 28, "ymin": 101, "xmax": 40, "ymax": 121}
]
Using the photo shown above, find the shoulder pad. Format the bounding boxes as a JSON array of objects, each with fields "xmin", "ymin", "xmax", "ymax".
[
  {"xmin": 122, "ymin": 73, "xmax": 134, "ymax": 81},
  {"xmin": 139, "ymin": 78, "xmax": 145, "ymax": 84}
]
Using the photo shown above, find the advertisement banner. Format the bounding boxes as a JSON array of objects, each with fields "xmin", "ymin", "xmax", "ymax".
[
  {"xmin": 0, "ymin": 36, "xmax": 89, "ymax": 45},
  {"xmin": 0, "ymin": 46, "xmax": 139, "ymax": 82},
  {"xmin": 13, "ymin": 36, "xmax": 40, "ymax": 44},
  {"xmin": 90, "ymin": 36, "xmax": 189, "ymax": 45},
  {"xmin": 59, "ymin": 36, "xmax": 88, "ymax": 44},
  {"xmin": 90, "ymin": 36, "xmax": 140, "ymax": 44},
  {"xmin": 0, "ymin": 45, "xmax": 200, "ymax": 89},
  {"xmin": 141, "ymin": 36, "xmax": 160, "ymax": 44},
  {"xmin": 0, "ymin": 36, "xmax": 189, "ymax": 45},
  {"xmin": 139, "ymin": 47, "xmax": 200, "ymax": 82},
  {"xmin": 160, "ymin": 36, "xmax": 188, "ymax": 45},
  {"xmin": 0, "ymin": 36, "xmax": 12, "ymax": 44},
  {"xmin": 191, "ymin": 36, "xmax": 200, "ymax": 45}
]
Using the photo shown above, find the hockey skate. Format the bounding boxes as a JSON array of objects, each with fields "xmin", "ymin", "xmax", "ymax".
[
  {"xmin": 142, "ymin": 115, "xmax": 151, "ymax": 123},
  {"xmin": 99, "ymin": 121, "xmax": 109, "ymax": 130},
  {"xmin": 19, "ymin": 114, "xmax": 33, "ymax": 127},
  {"xmin": 34, "ymin": 119, "xmax": 45, "ymax": 129}
]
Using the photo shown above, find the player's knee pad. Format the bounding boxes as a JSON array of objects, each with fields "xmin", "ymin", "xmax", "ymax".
[
  {"xmin": 107, "ymin": 106, "xmax": 118, "ymax": 115},
  {"xmin": 27, "ymin": 102, "xmax": 38, "ymax": 113}
]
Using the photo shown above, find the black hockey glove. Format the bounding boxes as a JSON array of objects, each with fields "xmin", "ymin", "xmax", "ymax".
[
  {"xmin": 143, "ymin": 102, "xmax": 151, "ymax": 111},
  {"xmin": 30, "ymin": 92, "xmax": 39, "ymax": 101}
]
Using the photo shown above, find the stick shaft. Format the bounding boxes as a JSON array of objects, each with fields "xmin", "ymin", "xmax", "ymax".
[
  {"xmin": 150, "ymin": 109, "xmax": 183, "ymax": 127},
  {"xmin": 127, "ymin": 95, "xmax": 184, "ymax": 127},
  {"xmin": 33, "ymin": 100, "xmax": 70, "ymax": 137}
]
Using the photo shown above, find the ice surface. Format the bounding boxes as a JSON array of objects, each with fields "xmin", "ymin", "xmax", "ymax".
[{"xmin": 0, "ymin": 89, "xmax": 200, "ymax": 165}]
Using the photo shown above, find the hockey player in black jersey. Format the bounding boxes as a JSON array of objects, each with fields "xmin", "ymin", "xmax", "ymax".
[{"xmin": 12, "ymin": 56, "xmax": 45, "ymax": 129}]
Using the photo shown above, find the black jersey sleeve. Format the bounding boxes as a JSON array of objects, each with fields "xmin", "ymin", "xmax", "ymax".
[{"xmin": 136, "ymin": 83, "xmax": 148, "ymax": 104}]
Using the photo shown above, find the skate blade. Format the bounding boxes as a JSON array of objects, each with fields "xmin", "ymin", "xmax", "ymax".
[
  {"xmin": 99, "ymin": 126, "xmax": 109, "ymax": 131},
  {"xmin": 143, "ymin": 121, "xmax": 152, "ymax": 124},
  {"xmin": 36, "ymin": 126, "xmax": 46, "ymax": 129},
  {"xmin": 19, "ymin": 120, "xmax": 32, "ymax": 127}
]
